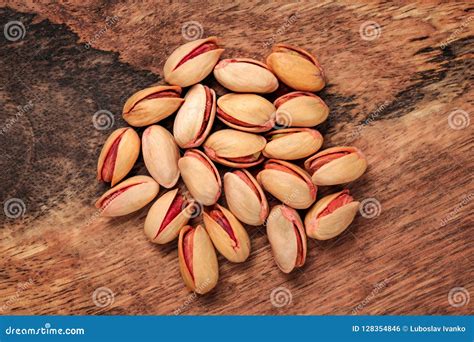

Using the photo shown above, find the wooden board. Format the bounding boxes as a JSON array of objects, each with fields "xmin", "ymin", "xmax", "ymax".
[{"xmin": 0, "ymin": 2, "xmax": 473, "ymax": 315}]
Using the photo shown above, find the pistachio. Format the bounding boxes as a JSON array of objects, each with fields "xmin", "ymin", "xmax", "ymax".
[
  {"xmin": 216, "ymin": 94, "xmax": 275, "ymax": 133},
  {"xmin": 122, "ymin": 85, "xmax": 184, "ymax": 127},
  {"xmin": 173, "ymin": 84, "xmax": 216, "ymax": 148},
  {"xmin": 266, "ymin": 205, "xmax": 306, "ymax": 273},
  {"xmin": 178, "ymin": 149, "xmax": 221, "ymax": 206},
  {"xmin": 142, "ymin": 125, "xmax": 180, "ymax": 188},
  {"xmin": 203, "ymin": 204, "xmax": 250, "ymax": 263},
  {"xmin": 97, "ymin": 127, "xmax": 140, "ymax": 186},
  {"xmin": 274, "ymin": 91, "xmax": 329, "ymax": 127},
  {"xmin": 305, "ymin": 190, "xmax": 359, "ymax": 240},
  {"xmin": 257, "ymin": 159, "xmax": 316, "ymax": 209},
  {"xmin": 164, "ymin": 37, "xmax": 225, "ymax": 87},
  {"xmin": 263, "ymin": 128, "xmax": 323, "ymax": 160},
  {"xmin": 95, "ymin": 175, "xmax": 159, "ymax": 217},
  {"xmin": 266, "ymin": 43, "xmax": 325, "ymax": 92},
  {"xmin": 178, "ymin": 225, "xmax": 219, "ymax": 294},
  {"xmin": 204, "ymin": 129, "xmax": 266, "ymax": 168},
  {"xmin": 304, "ymin": 146, "xmax": 368, "ymax": 185},
  {"xmin": 213, "ymin": 58, "xmax": 278, "ymax": 93},
  {"xmin": 223, "ymin": 170, "xmax": 269, "ymax": 226}
]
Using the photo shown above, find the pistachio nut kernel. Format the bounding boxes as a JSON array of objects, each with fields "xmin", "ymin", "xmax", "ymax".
[
  {"xmin": 173, "ymin": 84, "xmax": 216, "ymax": 148},
  {"xmin": 266, "ymin": 205, "xmax": 307, "ymax": 273},
  {"xmin": 224, "ymin": 169, "xmax": 269, "ymax": 226},
  {"xmin": 95, "ymin": 175, "xmax": 159, "ymax": 217},
  {"xmin": 257, "ymin": 159, "xmax": 316, "ymax": 209},
  {"xmin": 263, "ymin": 128, "xmax": 323, "ymax": 160},
  {"xmin": 164, "ymin": 37, "xmax": 225, "ymax": 87},
  {"xmin": 266, "ymin": 43, "xmax": 325, "ymax": 92},
  {"xmin": 213, "ymin": 58, "xmax": 278, "ymax": 93},
  {"xmin": 216, "ymin": 93, "xmax": 275, "ymax": 133},
  {"xmin": 178, "ymin": 149, "xmax": 222, "ymax": 206},
  {"xmin": 204, "ymin": 129, "xmax": 266, "ymax": 168},
  {"xmin": 97, "ymin": 127, "xmax": 140, "ymax": 186},
  {"xmin": 178, "ymin": 225, "xmax": 219, "ymax": 294},
  {"xmin": 203, "ymin": 204, "xmax": 251, "ymax": 263},
  {"xmin": 305, "ymin": 190, "xmax": 359, "ymax": 240},
  {"xmin": 122, "ymin": 85, "xmax": 184, "ymax": 127},
  {"xmin": 274, "ymin": 91, "xmax": 329, "ymax": 127},
  {"xmin": 142, "ymin": 125, "xmax": 180, "ymax": 188},
  {"xmin": 304, "ymin": 146, "xmax": 368, "ymax": 185}
]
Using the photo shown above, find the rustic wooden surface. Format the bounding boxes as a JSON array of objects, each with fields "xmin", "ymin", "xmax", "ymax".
[{"xmin": 0, "ymin": 1, "xmax": 473, "ymax": 315}]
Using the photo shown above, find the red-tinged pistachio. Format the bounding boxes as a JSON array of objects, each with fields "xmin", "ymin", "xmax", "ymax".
[
  {"xmin": 122, "ymin": 85, "xmax": 184, "ymax": 127},
  {"xmin": 173, "ymin": 84, "xmax": 216, "ymax": 148},
  {"xmin": 263, "ymin": 128, "xmax": 323, "ymax": 160},
  {"xmin": 164, "ymin": 37, "xmax": 225, "ymax": 87},
  {"xmin": 213, "ymin": 58, "xmax": 278, "ymax": 93},
  {"xmin": 224, "ymin": 170, "xmax": 269, "ymax": 226},
  {"xmin": 257, "ymin": 159, "xmax": 316, "ymax": 209},
  {"xmin": 204, "ymin": 129, "xmax": 266, "ymax": 168},
  {"xmin": 216, "ymin": 93, "xmax": 275, "ymax": 133},
  {"xmin": 274, "ymin": 91, "xmax": 329, "ymax": 127},
  {"xmin": 178, "ymin": 225, "xmax": 219, "ymax": 294},
  {"xmin": 266, "ymin": 205, "xmax": 307, "ymax": 273},
  {"xmin": 97, "ymin": 127, "xmax": 140, "ymax": 186},
  {"xmin": 304, "ymin": 146, "xmax": 368, "ymax": 185},
  {"xmin": 203, "ymin": 204, "xmax": 250, "ymax": 263},
  {"xmin": 305, "ymin": 190, "xmax": 360, "ymax": 240},
  {"xmin": 178, "ymin": 149, "xmax": 221, "ymax": 206},
  {"xmin": 95, "ymin": 175, "xmax": 159, "ymax": 217}
]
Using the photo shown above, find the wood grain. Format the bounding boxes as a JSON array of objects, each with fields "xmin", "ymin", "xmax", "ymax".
[{"xmin": 0, "ymin": 1, "xmax": 473, "ymax": 315}]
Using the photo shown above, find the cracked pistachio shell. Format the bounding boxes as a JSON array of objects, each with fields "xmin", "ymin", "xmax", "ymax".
[
  {"xmin": 257, "ymin": 159, "xmax": 317, "ymax": 209},
  {"xmin": 305, "ymin": 190, "xmax": 359, "ymax": 240},
  {"xmin": 142, "ymin": 125, "xmax": 180, "ymax": 188},
  {"xmin": 97, "ymin": 127, "xmax": 140, "ymax": 186},
  {"xmin": 267, "ymin": 205, "xmax": 307, "ymax": 273},
  {"xmin": 274, "ymin": 92, "xmax": 329, "ymax": 127},
  {"xmin": 266, "ymin": 43, "xmax": 325, "ymax": 92},
  {"xmin": 263, "ymin": 128, "xmax": 323, "ymax": 160},
  {"xmin": 164, "ymin": 37, "xmax": 225, "ymax": 87},
  {"xmin": 213, "ymin": 58, "xmax": 278, "ymax": 93},
  {"xmin": 122, "ymin": 85, "xmax": 184, "ymax": 127},
  {"xmin": 216, "ymin": 93, "xmax": 275, "ymax": 133},
  {"xmin": 178, "ymin": 149, "xmax": 221, "ymax": 206},
  {"xmin": 144, "ymin": 189, "xmax": 194, "ymax": 244},
  {"xmin": 173, "ymin": 84, "xmax": 216, "ymax": 148},
  {"xmin": 95, "ymin": 175, "xmax": 159, "ymax": 217},
  {"xmin": 224, "ymin": 169, "xmax": 269, "ymax": 226},
  {"xmin": 203, "ymin": 204, "xmax": 250, "ymax": 263},
  {"xmin": 304, "ymin": 146, "xmax": 368, "ymax": 186},
  {"xmin": 178, "ymin": 225, "xmax": 219, "ymax": 294},
  {"xmin": 204, "ymin": 129, "xmax": 266, "ymax": 168}
]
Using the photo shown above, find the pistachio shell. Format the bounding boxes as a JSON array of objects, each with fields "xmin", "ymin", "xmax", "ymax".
[
  {"xmin": 95, "ymin": 175, "xmax": 159, "ymax": 217},
  {"xmin": 267, "ymin": 205, "xmax": 306, "ymax": 273},
  {"xmin": 274, "ymin": 92, "xmax": 329, "ymax": 127},
  {"xmin": 164, "ymin": 37, "xmax": 225, "ymax": 87},
  {"xmin": 97, "ymin": 127, "xmax": 140, "ymax": 186},
  {"xmin": 305, "ymin": 190, "xmax": 359, "ymax": 240},
  {"xmin": 257, "ymin": 159, "xmax": 316, "ymax": 209},
  {"xmin": 178, "ymin": 149, "xmax": 221, "ymax": 206},
  {"xmin": 266, "ymin": 43, "xmax": 325, "ymax": 92},
  {"xmin": 304, "ymin": 146, "xmax": 368, "ymax": 185},
  {"xmin": 142, "ymin": 125, "xmax": 180, "ymax": 188},
  {"xmin": 178, "ymin": 225, "xmax": 219, "ymax": 294},
  {"xmin": 122, "ymin": 85, "xmax": 184, "ymax": 127},
  {"xmin": 173, "ymin": 84, "xmax": 216, "ymax": 148},
  {"xmin": 213, "ymin": 58, "xmax": 278, "ymax": 93},
  {"xmin": 203, "ymin": 204, "xmax": 250, "ymax": 263},
  {"xmin": 224, "ymin": 170, "xmax": 269, "ymax": 226},
  {"xmin": 216, "ymin": 93, "xmax": 275, "ymax": 133},
  {"xmin": 263, "ymin": 128, "xmax": 323, "ymax": 160}
]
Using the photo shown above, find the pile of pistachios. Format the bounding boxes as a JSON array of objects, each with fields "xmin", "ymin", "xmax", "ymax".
[{"xmin": 95, "ymin": 37, "xmax": 368, "ymax": 294}]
